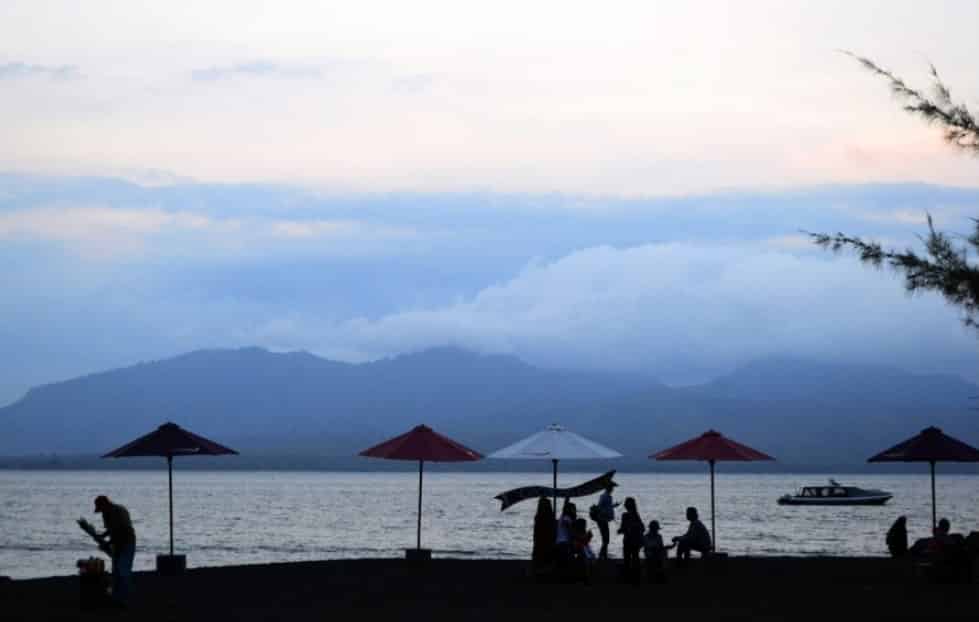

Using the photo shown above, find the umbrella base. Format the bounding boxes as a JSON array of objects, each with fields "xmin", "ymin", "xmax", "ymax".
[
  {"xmin": 706, "ymin": 551, "xmax": 728, "ymax": 575},
  {"xmin": 156, "ymin": 554, "xmax": 186, "ymax": 576},
  {"xmin": 405, "ymin": 548, "xmax": 431, "ymax": 562}
]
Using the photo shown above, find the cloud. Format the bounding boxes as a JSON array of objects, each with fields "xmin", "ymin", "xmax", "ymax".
[
  {"xmin": 2, "ymin": 177, "xmax": 977, "ymax": 404},
  {"xmin": 0, "ymin": 205, "xmax": 216, "ymax": 257},
  {"xmin": 269, "ymin": 219, "xmax": 418, "ymax": 241},
  {"xmin": 391, "ymin": 73, "xmax": 438, "ymax": 94},
  {"xmin": 0, "ymin": 205, "xmax": 207, "ymax": 239},
  {"xmin": 0, "ymin": 203, "xmax": 423, "ymax": 259},
  {"xmin": 191, "ymin": 61, "xmax": 324, "ymax": 82},
  {"xmin": 243, "ymin": 242, "xmax": 978, "ymax": 384},
  {"xmin": 0, "ymin": 62, "xmax": 81, "ymax": 80}
]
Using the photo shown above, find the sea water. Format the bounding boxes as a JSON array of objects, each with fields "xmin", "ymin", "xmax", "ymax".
[{"xmin": 2, "ymin": 470, "xmax": 978, "ymax": 579}]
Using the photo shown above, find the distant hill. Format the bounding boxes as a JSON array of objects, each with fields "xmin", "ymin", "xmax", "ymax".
[
  {"xmin": 0, "ymin": 347, "xmax": 976, "ymax": 466},
  {"xmin": 700, "ymin": 356, "xmax": 978, "ymax": 406},
  {"xmin": 0, "ymin": 346, "xmax": 651, "ymax": 456}
]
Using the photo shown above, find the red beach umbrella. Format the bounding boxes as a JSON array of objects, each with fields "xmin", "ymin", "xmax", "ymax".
[
  {"xmin": 102, "ymin": 422, "xmax": 238, "ymax": 559},
  {"xmin": 652, "ymin": 430, "xmax": 774, "ymax": 552},
  {"xmin": 360, "ymin": 425, "xmax": 482, "ymax": 556},
  {"xmin": 868, "ymin": 426, "xmax": 979, "ymax": 530}
]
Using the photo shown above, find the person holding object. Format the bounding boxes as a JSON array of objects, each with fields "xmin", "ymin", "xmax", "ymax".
[
  {"xmin": 672, "ymin": 506, "xmax": 711, "ymax": 563},
  {"xmin": 592, "ymin": 483, "xmax": 619, "ymax": 560},
  {"xmin": 92, "ymin": 495, "xmax": 136, "ymax": 607}
]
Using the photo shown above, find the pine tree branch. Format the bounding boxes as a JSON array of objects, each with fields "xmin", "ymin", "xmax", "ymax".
[
  {"xmin": 806, "ymin": 221, "xmax": 979, "ymax": 328},
  {"xmin": 841, "ymin": 51, "xmax": 979, "ymax": 153}
]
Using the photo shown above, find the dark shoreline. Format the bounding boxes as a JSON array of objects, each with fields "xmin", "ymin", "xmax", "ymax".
[{"xmin": 4, "ymin": 557, "xmax": 977, "ymax": 620}]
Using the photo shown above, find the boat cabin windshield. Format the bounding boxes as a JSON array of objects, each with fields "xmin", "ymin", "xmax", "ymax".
[{"xmin": 799, "ymin": 486, "xmax": 848, "ymax": 497}]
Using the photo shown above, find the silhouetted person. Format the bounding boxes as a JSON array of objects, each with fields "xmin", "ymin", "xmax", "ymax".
[
  {"xmin": 571, "ymin": 517, "xmax": 596, "ymax": 583},
  {"xmin": 93, "ymin": 495, "xmax": 135, "ymax": 606},
  {"xmin": 594, "ymin": 483, "xmax": 619, "ymax": 560},
  {"xmin": 886, "ymin": 516, "xmax": 908, "ymax": 557},
  {"xmin": 673, "ymin": 506, "xmax": 711, "ymax": 563},
  {"xmin": 924, "ymin": 518, "xmax": 968, "ymax": 582},
  {"xmin": 555, "ymin": 499, "xmax": 577, "ymax": 569},
  {"xmin": 927, "ymin": 517, "xmax": 955, "ymax": 553},
  {"xmin": 532, "ymin": 497, "xmax": 556, "ymax": 569},
  {"xmin": 643, "ymin": 520, "xmax": 674, "ymax": 583},
  {"xmin": 617, "ymin": 497, "xmax": 644, "ymax": 585}
]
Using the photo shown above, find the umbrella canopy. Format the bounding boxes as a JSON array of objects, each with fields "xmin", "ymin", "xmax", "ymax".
[
  {"xmin": 488, "ymin": 423, "xmax": 622, "ymax": 460},
  {"xmin": 653, "ymin": 430, "xmax": 774, "ymax": 552},
  {"xmin": 359, "ymin": 425, "xmax": 482, "ymax": 552},
  {"xmin": 653, "ymin": 430, "xmax": 773, "ymax": 462},
  {"xmin": 102, "ymin": 422, "xmax": 238, "ymax": 557},
  {"xmin": 360, "ymin": 424, "xmax": 482, "ymax": 462},
  {"xmin": 868, "ymin": 426, "xmax": 979, "ymax": 529},
  {"xmin": 102, "ymin": 422, "xmax": 238, "ymax": 458},
  {"xmin": 489, "ymin": 424, "xmax": 622, "ymax": 517}
]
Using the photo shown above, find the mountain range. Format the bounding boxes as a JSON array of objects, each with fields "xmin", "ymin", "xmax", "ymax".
[{"xmin": 1, "ymin": 346, "xmax": 976, "ymax": 467}]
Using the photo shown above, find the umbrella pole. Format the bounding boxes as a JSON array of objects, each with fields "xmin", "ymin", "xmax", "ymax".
[
  {"xmin": 417, "ymin": 459, "xmax": 424, "ymax": 550},
  {"xmin": 930, "ymin": 460, "xmax": 936, "ymax": 532},
  {"xmin": 552, "ymin": 459, "xmax": 558, "ymax": 523},
  {"xmin": 167, "ymin": 455, "xmax": 174, "ymax": 557},
  {"xmin": 709, "ymin": 459, "xmax": 716, "ymax": 553}
]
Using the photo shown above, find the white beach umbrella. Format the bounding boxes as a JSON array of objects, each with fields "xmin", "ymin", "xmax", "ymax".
[{"xmin": 489, "ymin": 423, "xmax": 622, "ymax": 513}]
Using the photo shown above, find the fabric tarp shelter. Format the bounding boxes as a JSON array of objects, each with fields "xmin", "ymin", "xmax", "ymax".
[
  {"xmin": 652, "ymin": 429, "xmax": 774, "ymax": 552},
  {"xmin": 359, "ymin": 425, "xmax": 482, "ymax": 552},
  {"xmin": 488, "ymin": 423, "xmax": 622, "ymax": 518},
  {"xmin": 868, "ymin": 426, "xmax": 979, "ymax": 530},
  {"xmin": 101, "ymin": 422, "xmax": 238, "ymax": 557}
]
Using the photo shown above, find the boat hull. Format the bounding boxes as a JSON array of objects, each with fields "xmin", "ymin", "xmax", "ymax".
[{"xmin": 777, "ymin": 495, "xmax": 891, "ymax": 506}]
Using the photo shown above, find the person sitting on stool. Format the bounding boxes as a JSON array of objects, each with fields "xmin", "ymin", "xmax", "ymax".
[{"xmin": 672, "ymin": 506, "xmax": 711, "ymax": 563}]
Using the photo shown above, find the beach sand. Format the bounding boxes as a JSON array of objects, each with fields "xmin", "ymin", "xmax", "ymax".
[{"xmin": 3, "ymin": 556, "xmax": 976, "ymax": 621}]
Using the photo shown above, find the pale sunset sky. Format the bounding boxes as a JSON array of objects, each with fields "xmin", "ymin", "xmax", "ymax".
[{"xmin": 1, "ymin": 1, "xmax": 977, "ymax": 404}]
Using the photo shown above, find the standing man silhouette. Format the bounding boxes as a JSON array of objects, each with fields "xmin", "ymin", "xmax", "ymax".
[{"xmin": 594, "ymin": 483, "xmax": 619, "ymax": 560}]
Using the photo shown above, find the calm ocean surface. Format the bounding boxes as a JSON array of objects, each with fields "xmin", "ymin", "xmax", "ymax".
[{"xmin": 2, "ymin": 470, "xmax": 978, "ymax": 579}]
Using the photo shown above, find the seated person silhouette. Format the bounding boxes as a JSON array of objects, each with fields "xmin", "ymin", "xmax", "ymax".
[
  {"xmin": 926, "ymin": 518, "xmax": 958, "ymax": 553},
  {"xmin": 570, "ymin": 517, "xmax": 596, "ymax": 583},
  {"xmin": 921, "ymin": 518, "xmax": 969, "ymax": 582},
  {"xmin": 886, "ymin": 516, "xmax": 908, "ymax": 557},
  {"xmin": 643, "ymin": 520, "xmax": 674, "ymax": 582},
  {"xmin": 572, "ymin": 517, "xmax": 596, "ymax": 562},
  {"xmin": 672, "ymin": 506, "xmax": 711, "ymax": 562}
]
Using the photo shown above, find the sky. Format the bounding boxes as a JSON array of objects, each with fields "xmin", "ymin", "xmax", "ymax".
[{"xmin": 1, "ymin": 1, "xmax": 978, "ymax": 404}]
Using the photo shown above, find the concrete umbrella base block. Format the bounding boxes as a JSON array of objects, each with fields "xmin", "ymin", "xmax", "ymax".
[
  {"xmin": 405, "ymin": 549, "xmax": 432, "ymax": 562},
  {"xmin": 156, "ymin": 554, "xmax": 186, "ymax": 575}
]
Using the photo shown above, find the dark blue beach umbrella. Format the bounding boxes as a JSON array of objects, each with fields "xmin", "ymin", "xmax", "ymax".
[
  {"xmin": 868, "ymin": 426, "xmax": 979, "ymax": 530},
  {"xmin": 102, "ymin": 422, "xmax": 238, "ymax": 557}
]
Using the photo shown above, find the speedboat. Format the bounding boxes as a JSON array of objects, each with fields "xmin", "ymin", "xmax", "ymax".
[{"xmin": 777, "ymin": 479, "xmax": 892, "ymax": 506}]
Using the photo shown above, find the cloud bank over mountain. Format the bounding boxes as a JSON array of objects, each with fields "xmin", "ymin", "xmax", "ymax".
[{"xmin": 1, "ymin": 175, "xmax": 976, "ymax": 405}]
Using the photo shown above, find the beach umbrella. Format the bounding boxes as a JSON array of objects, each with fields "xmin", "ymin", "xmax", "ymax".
[
  {"xmin": 360, "ymin": 425, "xmax": 482, "ymax": 556},
  {"xmin": 102, "ymin": 422, "xmax": 238, "ymax": 559},
  {"xmin": 652, "ymin": 429, "xmax": 774, "ymax": 552},
  {"xmin": 488, "ymin": 423, "xmax": 622, "ymax": 517},
  {"xmin": 868, "ymin": 426, "xmax": 979, "ymax": 530}
]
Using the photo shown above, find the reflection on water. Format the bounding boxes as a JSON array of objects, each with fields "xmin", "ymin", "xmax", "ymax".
[{"xmin": 1, "ymin": 470, "xmax": 977, "ymax": 579}]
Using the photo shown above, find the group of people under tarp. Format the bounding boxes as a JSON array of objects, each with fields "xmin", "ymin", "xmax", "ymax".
[{"xmin": 532, "ymin": 484, "xmax": 712, "ymax": 584}]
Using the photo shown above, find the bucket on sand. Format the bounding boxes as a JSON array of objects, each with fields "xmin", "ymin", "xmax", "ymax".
[{"xmin": 77, "ymin": 557, "xmax": 109, "ymax": 610}]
